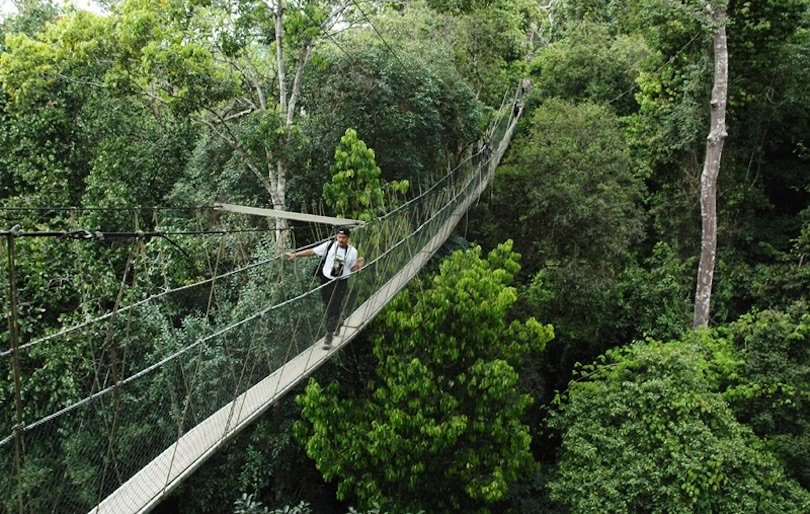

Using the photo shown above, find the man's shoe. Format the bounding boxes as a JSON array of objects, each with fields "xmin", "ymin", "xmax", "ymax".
[{"xmin": 322, "ymin": 332, "xmax": 333, "ymax": 350}]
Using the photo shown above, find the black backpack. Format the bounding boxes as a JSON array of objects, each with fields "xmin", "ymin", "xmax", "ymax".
[{"xmin": 313, "ymin": 240, "xmax": 335, "ymax": 281}]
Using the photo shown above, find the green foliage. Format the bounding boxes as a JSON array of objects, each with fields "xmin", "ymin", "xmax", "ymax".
[
  {"xmin": 444, "ymin": 0, "xmax": 531, "ymax": 106},
  {"xmin": 618, "ymin": 0, "xmax": 809, "ymax": 324},
  {"xmin": 232, "ymin": 496, "xmax": 423, "ymax": 514},
  {"xmin": 346, "ymin": 505, "xmax": 424, "ymax": 514},
  {"xmin": 213, "ymin": 0, "xmax": 275, "ymax": 56},
  {"xmin": 0, "ymin": 13, "xmax": 111, "ymax": 206},
  {"xmin": 0, "ymin": 0, "xmax": 61, "ymax": 51},
  {"xmin": 295, "ymin": 241, "xmax": 552, "ymax": 513},
  {"xmin": 1, "ymin": 12, "xmax": 106, "ymax": 107},
  {"xmin": 1, "ymin": 0, "xmax": 805, "ymax": 510},
  {"xmin": 234, "ymin": 495, "xmax": 311, "ymax": 514},
  {"xmin": 549, "ymin": 338, "xmax": 810, "ymax": 513},
  {"xmin": 748, "ymin": 212, "xmax": 810, "ymax": 309},
  {"xmin": 281, "ymin": 1, "xmax": 327, "ymax": 50},
  {"xmin": 722, "ymin": 302, "xmax": 810, "ymax": 488},
  {"xmin": 529, "ymin": 20, "xmax": 648, "ymax": 115},
  {"xmin": 0, "ymin": 4, "xmax": 206, "ymax": 211},
  {"xmin": 615, "ymin": 242, "xmax": 694, "ymax": 342},
  {"xmin": 322, "ymin": 128, "xmax": 408, "ymax": 222},
  {"xmin": 729, "ymin": 0, "xmax": 806, "ymax": 112},
  {"xmin": 168, "ymin": 113, "xmax": 290, "ymax": 210},
  {"xmin": 523, "ymin": 259, "xmax": 622, "ymax": 361},
  {"xmin": 479, "ymin": 97, "xmax": 645, "ymax": 274},
  {"xmin": 110, "ymin": 0, "xmax": 238, "ymax": 114},
  {"xmin": 472, "ymin": 97, "xmax": 645, "ymax": 373},
  {"xmin": 299, "ymin": 14, "xmax": 483, "ymax": 193},
  {"xmin": 383, "ymin": 0, "xmax": 532, "ymax": 107},
  {"xmin": 83, "ymin": 103, "xmax": 199, "ymax": 212},
  {"xmin": 425, "ymin": 0, "xmax": 495, "ymax": 14},
  {"xmin": 714, "ymin": 2, "xmax": 810, "ymax": 315}
]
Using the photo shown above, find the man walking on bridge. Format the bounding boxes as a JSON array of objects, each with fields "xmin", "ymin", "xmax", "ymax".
[{"xmin": 285, "ymin": 226, "xmax": 364, "ymax": 349}]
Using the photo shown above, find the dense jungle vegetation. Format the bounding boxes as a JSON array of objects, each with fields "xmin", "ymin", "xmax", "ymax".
[{"xmin": 1, "ymin": 0, "xmax": 808, "ymax": 512}]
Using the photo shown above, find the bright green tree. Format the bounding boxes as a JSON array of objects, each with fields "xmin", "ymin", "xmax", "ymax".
[
  {"xmin": 295, "ymin": 241, "xmax": 553, "ymax": 513},
  {"xmin": 548, "ymin": 338, "xmax": 810, "ymax": 513},
  {"xmin": 322, "ymin": 128, "xmax": 407, "ymax": 222},
  {"xmin": 0, "ymin": 6, "xmax": 202, "ymax": 325}
]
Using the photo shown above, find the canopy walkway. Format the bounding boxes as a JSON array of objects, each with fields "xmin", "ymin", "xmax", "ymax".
[{"xmin": 0, "ymin": 88, "xmax": 522, "ymax": 514}]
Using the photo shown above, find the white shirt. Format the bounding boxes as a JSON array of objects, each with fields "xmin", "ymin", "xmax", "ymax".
[{"xmin": 314, "ymin": 240, "xmax": 358, "ymax": 280}]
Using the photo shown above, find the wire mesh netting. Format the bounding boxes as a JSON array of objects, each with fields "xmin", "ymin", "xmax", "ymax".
[{"xmin": 0, "ymin": 87, "xmax": 522, "ymax": 514}]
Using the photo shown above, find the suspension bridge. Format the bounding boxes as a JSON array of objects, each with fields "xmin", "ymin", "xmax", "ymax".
[{"xmin": 0, "ymin": 88, "xmax": 522, "ymax": 514}]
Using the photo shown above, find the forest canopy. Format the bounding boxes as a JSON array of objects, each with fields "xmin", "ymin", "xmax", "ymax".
[{"xmin": 1, "ymin": 0, "xmax": 808, "ymax": 512}]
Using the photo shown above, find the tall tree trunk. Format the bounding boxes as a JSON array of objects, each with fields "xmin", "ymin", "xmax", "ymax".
[
  {"xmin": 693, "ymin": 4, "xmax": 728, "ymax": 329},
  {"xmin": 264, "ymin": 1, "xmax": 350, "ymax": 251},
  {"xmin": 272, "ymin": 0, "xmax": 290, "ymax": 250}
]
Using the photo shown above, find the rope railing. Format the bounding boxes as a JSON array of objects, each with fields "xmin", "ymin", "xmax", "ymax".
[{"xmin": 0, "ymin": 85, "xmax": 523, "ymax": 514}]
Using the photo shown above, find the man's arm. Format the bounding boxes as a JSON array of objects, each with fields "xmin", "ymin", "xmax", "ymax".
[{"xmin": 285, "ymin": 248, "xmax": 316, "ymax": 260}]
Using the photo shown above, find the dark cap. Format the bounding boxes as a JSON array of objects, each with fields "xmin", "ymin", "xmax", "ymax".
[{"xmin": 336, "ymin": 226, "xmax": 351, "ymax": 236}]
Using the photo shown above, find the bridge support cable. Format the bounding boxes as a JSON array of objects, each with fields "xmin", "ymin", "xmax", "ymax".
[{"xmin": 0, "ymin": 86, "xmax": 522, "ymax": 514}]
